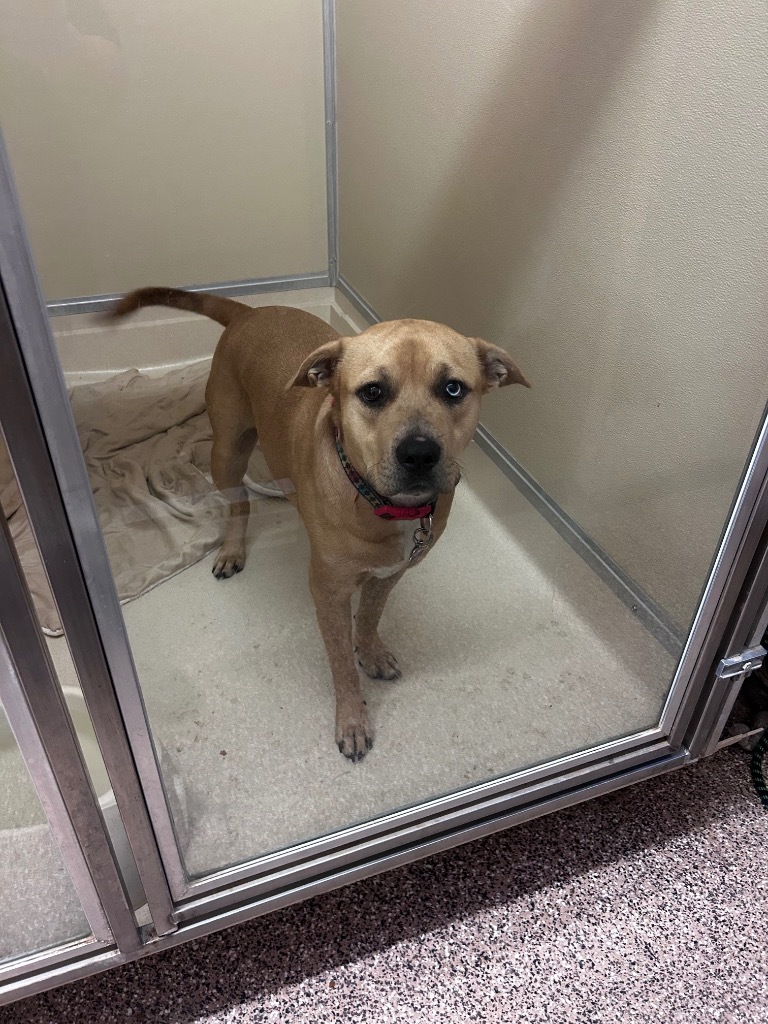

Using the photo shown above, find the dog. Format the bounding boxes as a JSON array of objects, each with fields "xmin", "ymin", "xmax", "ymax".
[{"xmin": 111, "ymin": 289, "xmax": 530, "ymax": 760}]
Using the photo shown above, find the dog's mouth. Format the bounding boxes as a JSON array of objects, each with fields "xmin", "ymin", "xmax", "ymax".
[
  {"xmin": 387, "ymin": 485, "xmax": 438, "ymax": 507},
  {"xmin": 378, "ymin": 463, "xmax": 460, "ymax": 504}
]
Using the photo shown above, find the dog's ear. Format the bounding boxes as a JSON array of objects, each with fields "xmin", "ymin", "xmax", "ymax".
[
  {"xmin": 473, "ymin": 338, "xmax": 531, "ymax": 392},
  {"xmin": 286, "ymin": 339, "xmax": 343, "ymax": 389}
]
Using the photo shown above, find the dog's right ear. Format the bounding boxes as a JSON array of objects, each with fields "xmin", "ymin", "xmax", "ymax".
[{"xmin": 286, "ymin": 339, "xmax": 344, "ymax": 389}]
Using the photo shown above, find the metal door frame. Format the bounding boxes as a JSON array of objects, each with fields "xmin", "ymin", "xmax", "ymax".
[
  {"xmin": 685, "ymin": 522, "xmax": 768, "ymax": 758},
  {"xmin": 2, "ymin": 116, "xmax": 768, "ymax": 1000}
]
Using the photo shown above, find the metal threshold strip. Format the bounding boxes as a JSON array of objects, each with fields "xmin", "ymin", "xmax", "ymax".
[
  {"xmin": 174, "ymin": 737, "xmax": 676, "ymax": 919},
  {"xmin": 164, "ymin": 748, "xmax": 689, "ymax": 937}
]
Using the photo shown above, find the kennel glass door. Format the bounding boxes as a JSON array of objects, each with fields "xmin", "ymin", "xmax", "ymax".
[
  {"xmin": 1, "ymin": 0, "xmax": 767, "ymax": 906},
  {"xmin": 0, "ymin": 445, "xmax": 135, "ymax": 979},
  {"xmin": 0, "ymin": 685, "xmax": 93, "ymax": 968}
]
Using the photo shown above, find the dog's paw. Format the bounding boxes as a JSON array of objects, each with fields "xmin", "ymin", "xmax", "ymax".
[
  {"xmin": 355, "ymin": 639, "xmax": 401, "ymax": 681},
  {"xmin": 336, "ymin": 707, "xmax": 374, "ymax": 762},
  {"xmin": 212, "ymin": 546, "xmax": 246, "ymax": 579}
]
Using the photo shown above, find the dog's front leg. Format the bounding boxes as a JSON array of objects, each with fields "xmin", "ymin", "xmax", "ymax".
[
  {"xmin": 309, "ymin": 560, "xmax": 373, "ymax": 762},
  {"xmin": 355, "ymin": 570, "xmax": 406, "ymax": 681}
]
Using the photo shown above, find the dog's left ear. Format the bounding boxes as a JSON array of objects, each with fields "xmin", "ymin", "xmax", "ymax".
[
  {"xmin": 286, "ymin": 339, "xmax": 344, "ymax": 389},
  {"xmin": 473, "ymin": 338, "xmax": 532, "ymax": 392}
]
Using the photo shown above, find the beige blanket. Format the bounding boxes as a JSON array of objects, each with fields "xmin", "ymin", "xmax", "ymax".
[{"xmin": 2, "ymin": 362, "xmax": 270, "ymax": 636}]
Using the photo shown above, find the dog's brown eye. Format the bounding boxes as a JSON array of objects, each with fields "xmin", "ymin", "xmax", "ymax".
[
  {"xmin": 358, "ymin": 383, "xmax": 384, "ymax": 405},
  {"xmin": 444, "ymin": 380, "xmax": 465, "ymax": 400}
]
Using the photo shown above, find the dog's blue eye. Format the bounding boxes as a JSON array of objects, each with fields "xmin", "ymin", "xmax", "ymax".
[
  {"xmin": 444, "ymin": 380, "xmax": 465, "ymax": 400},
  {"xmin": 359, "ymin": 383, "xmax": 384, "ymax": 405}
]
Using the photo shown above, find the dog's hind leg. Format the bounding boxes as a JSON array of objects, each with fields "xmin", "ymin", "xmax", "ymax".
[{"xmin": 209, "ymin": 406, "xmax": 257, "ymax": 579}]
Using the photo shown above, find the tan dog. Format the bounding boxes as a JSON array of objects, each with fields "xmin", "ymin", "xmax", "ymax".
[{"xmin": 111, "ymin": 289, "xmax": 530, "ymax": 760}]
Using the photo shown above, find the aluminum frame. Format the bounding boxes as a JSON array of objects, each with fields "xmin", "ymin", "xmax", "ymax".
[
  {"xmin": 0, "ymin": 944, "xmax": 122, "ymax": 1007},
  {"xmin": 0, "ymin": 937, "xmax": 113, "ymax": 991},
  {"xmin": 167, "ymin": 752, "xmax": 690, "ymax": 934},
  {"xmin": 174, "ymin": 738, "xmax": 675, "ymax": 919},
  {"xmin": 663, "ymin": 408, "xmax": 768, "ymax": 744},
  {"xmin": 323, "ymin": 0, "xmax": 339, "ymax": 285},
  {"xmin": 685, "ymin": 520, "xmax": 768, "ymax": 757},
  {"xmin": 337, "ymin": 273, "xmax": 381, "ymax": 325},
  {"xmin": 171, "ymin": 751, "xmax": 689, "ymax": 928},
  {"xmin": 747, "ymin": 570, "xmax": 768, "ymax": 650}
]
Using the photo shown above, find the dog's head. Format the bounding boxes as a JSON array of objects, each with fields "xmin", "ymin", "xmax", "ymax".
[{"xmin": 288, "ymin": 319, "xmax": 530, "ymax": 504}]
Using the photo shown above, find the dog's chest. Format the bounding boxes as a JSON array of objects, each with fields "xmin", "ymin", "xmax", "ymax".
[{"xmin": 370, "ymin": 521, "xmax": 414, "ymax": 578}]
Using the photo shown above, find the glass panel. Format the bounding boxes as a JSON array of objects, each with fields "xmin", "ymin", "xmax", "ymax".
[
  {"xmin": 0, "ymin": 441, "xmax": 91, "ymax": 963},
  {"xmin": 0, "ymin": 707, "xmax": 91, "ymax": 963},
  {"xmin": 0, "ymin": 432, "xmax": 145, "ymax": 915},
  {"xmin": 1, "ymin": 1, "xmax": 766, "ymax": 884}
]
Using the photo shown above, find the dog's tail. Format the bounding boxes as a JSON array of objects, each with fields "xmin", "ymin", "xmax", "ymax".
[{"xmin": 109, "ymin": 287, "xmax": 250, "ymax": 327}]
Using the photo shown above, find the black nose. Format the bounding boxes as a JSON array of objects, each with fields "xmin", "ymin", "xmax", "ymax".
[{"xmin": 395, "ymin": 435, "xmax": 442, "ymax": 475}]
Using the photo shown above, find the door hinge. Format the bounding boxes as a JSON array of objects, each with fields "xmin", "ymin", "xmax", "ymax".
[{"xmin": 715, "ymin": 645, "xmax": 767, "ymax": 681}]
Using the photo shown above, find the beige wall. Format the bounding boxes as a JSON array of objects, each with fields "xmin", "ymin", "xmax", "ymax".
[
  {"xmin": 0, "ymin": 0, "xmax": 328, "ymax": 300},
  {"xmin": 337, "ymin": 0, "xmax": 768, "ymax": 628}
]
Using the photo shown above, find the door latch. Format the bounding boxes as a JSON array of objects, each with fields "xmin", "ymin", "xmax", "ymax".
[{"xmin": 715, "ymin": 645, "xmax": 767, "ymax": 680}]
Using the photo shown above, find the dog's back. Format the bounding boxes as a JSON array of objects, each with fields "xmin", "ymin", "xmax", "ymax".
[
  {"xmin": 110, "ymin": 287, "xmax": 341, "ymax": 488},
  {"xmin": 208, "ymin": 304, "xmax": 339, "ymax": 482}
]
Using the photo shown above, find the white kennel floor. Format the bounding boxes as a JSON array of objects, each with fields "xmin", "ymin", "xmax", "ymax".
[{"xmin": 47, "ymin": 289, "xmax": 675, "ymax": 881}]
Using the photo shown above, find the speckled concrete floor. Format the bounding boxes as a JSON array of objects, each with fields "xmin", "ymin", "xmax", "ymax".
[{"xmin": 5, "ymin": 748, "xmax": 767, "ymax": 1023}]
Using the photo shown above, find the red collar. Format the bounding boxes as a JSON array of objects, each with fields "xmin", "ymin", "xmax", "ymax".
[{"xmin": 334, "ymin": 431, "xmax": 435, "ymax": 521}]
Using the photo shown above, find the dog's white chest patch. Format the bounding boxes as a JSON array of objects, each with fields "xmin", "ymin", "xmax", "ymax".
[{"xmin": 370, "ymin": 522, "xmax": 413, "ymax": 578}]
